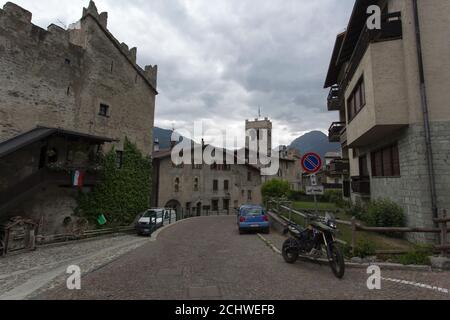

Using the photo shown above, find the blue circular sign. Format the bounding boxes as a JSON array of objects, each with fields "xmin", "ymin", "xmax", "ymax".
[{"xmin": 301, "ymin": 152, "xmax": 322, "ymax": 174}]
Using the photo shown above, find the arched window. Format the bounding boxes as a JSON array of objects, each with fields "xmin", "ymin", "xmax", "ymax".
[
  {"xmin": 174, "ymin": 177, "xmax": 180, "ymax": 192},
  {"xmin": 193, "ymin": 177, "xmax": 199, "ymax": 191}
]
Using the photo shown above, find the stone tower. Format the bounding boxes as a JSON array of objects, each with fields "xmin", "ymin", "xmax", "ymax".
[{"xmin": 245, "ymin": 117, "xmax": 272, "ymax": 158}]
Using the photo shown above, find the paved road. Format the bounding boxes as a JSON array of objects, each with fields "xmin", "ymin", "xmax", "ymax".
[
  {"xmin": 36, "ymin": 216, "xmax": 450, "ymax": 300},
  {"xmin": 0, "ymin": 235, "xmax": 152, "ymax": 300}
]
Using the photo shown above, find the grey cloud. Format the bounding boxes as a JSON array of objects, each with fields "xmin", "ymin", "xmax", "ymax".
[{"xmin": 3, "ymin": 0, "xmax": 355, "ymax": 145}]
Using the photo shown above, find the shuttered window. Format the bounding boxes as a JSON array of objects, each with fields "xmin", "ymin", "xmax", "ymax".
[
  {"xmin": 347, "ymin": 76, "xmax": 366, "ymax": 121},
  {"xmin": 371, "ymin": 144, "xmax": 400, "ymax": 177}
]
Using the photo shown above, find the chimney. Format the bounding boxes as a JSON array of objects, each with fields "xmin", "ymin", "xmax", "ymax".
[{"xmin": 154, "ymin": 138, "xmax": 160, "ymax": 152}]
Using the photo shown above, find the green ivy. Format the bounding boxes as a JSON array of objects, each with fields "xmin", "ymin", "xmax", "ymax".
[{"xmin": 76, "ymin": 138, "xmax": 152, "ymax": 227}]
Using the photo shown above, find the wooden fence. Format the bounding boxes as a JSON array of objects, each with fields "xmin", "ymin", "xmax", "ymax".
[{"xmin": 268, "ymin": 199, "xmax": 450, "ymax": 256}]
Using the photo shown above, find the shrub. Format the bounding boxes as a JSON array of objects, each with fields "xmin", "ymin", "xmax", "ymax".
[
  {"xmin": 261, "ymin": 179, "xmax": 290, "ymax": 201},
  {"xmin": 353, "ymin": 239, "xmax": 377, "ymax": 258},
  {"xmin": 395, "ymin": 246, "xmax": 432, "ymax": 265},
  {"xmin": 287, "ymin": 190, "xmax": 305, "ymax": 201},
  {"xmin": 346, "ymin": 201, "xmax": 367, "ymax": 219},
  {"xmin": 336, "ymin": 199, "xmax": 351, "ymax": 209},
  {"xmin": 323, "ymin": 189, "xmax": 343, "ymax": 204},
  {"xmin": 363, "ymin": 199, "xmax": 405, "ymax": 229},
  {"xmin": 76, "ymin": 138, "xmax": 152, "ymax": 227}
]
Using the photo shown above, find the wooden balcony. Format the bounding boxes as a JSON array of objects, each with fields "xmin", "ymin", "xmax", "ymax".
[
  {"xmin": 327, "ymin": 159, "xmax": 350, "ymax": 176},
  {"xmin": 328, "ymin": 122, "xmax": 346, "ymax": 143},
  {"xmin": 327, "ymin": 85, "xmax": 342, "ymax": 111},
  {"xmin": 351, "ymin": 176, "xmax": 371, "ymax": 195}
]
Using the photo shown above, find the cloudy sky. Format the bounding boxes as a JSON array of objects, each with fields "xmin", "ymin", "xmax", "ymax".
[{"xmin": 2, "ymin": 0, "xmax": 354, "ymax": 147}]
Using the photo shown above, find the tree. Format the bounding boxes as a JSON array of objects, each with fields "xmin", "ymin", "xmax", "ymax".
[{"xmin": 261, "ymin": 179, "xmax": 290, "ymax": 201}]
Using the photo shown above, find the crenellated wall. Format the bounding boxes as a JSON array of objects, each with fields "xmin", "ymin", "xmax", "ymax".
[{"xmin": 0, "ymin": 1, "xmax": 158, "ymax": 156}]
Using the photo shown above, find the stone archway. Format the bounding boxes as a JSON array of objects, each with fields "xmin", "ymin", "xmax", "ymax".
[{"xmin": 165, "ymin": 199, "xmax": 182, "ymax": 220}]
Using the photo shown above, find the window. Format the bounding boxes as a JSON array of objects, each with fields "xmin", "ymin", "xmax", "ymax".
[
  {"xmin": 212, "ymin": 200, "xmax": 219, "ymax": 211},
  {"xmin": 347, "ymin": 76, "xmax": 366, "ymax": 121},
  {"xmin": 224, "ymin": 180, "xmax": 229, "ymax": 191},
  {"xmin": 371, "ymin": 144, "xmax": 400, "ymax": 177},
  {"xmin": 359, "ymin": 155, "xmax": 369, "ymax": 177},
  {"xmin": 116, "ymin": 151, "xmax": 124, "ymax": 169},
  {"xmin": 174, "ymin": 177, "xmax": 180, "ymax": 192},
  {"xmin": 213, "ymin": 180, "xmax": 218, "ymax": 192},
  {"xmin": 194, "ymin": 177, "xmax": 199, "ymax": 191},
  {"xmin": 99, "ymin": 104, "xmax": 109, "ymax": 117},
  {"xmin": 47, "ymin": 148, "xmax": 58, "ymax": 164},
  {"xmin": 247, "ymin": 190, "xmax": 252, "ymax": 201}
]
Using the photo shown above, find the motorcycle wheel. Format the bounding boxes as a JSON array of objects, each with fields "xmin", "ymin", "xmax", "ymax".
[
  {"xmin": 282, "ymin": 238, "xmax": 299, "ymax": 264},
  {"xmin": 328, "ymin": 242, "xmax": 345, "ymax": 279}
]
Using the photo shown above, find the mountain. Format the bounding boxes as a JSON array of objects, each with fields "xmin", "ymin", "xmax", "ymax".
[
  {"xmin": 153, "ymin": 127, "xmax": 195, "ymax": 150},
  {"xmin": 154, "ymin": 127, "xmax": 340, "ymax": 160},
  {"xmin": 153, "ymin": 127, "xmax": 174, "ymax": 149},
  {"xmin": 289, "ymin": 131, "xmax": 340, "ymax": 159}
]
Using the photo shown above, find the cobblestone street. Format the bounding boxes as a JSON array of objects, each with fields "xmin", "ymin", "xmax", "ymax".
[
  {"xmin": 0, "ymin": 234, "xmax": 153, "ymax": 300},
  {"xmin": 2, "ymin": 216, "xmax": 442, "ymax": 300}
]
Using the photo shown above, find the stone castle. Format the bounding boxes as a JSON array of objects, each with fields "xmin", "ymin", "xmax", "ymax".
[{"xmin": 0, "ymin": 1, "xmax": 157, "ymax": 235}]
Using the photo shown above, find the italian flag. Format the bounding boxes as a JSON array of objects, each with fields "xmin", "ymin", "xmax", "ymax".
[{"xmin": 72, "ymin": 170, "xmax": 85, "ymax": 187}]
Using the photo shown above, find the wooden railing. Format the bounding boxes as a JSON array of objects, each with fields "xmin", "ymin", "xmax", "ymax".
[
  {"xmin": 267, "ymin": 199, "xmax": 450, "ymax": 256},
  {"xmin": 328, "ymin": 122, "xmax": 346, "ymax": 143},
  {"xmin": 36, "ymin": 226, "xmax": 135, "ymax": 246},
  {"xmin": 327, "ymin": 85, "xmax": 342, "ymax": 111},
  {"xmin": 351, "ymin": 176, "xmax": 371, "ymax": 195}
]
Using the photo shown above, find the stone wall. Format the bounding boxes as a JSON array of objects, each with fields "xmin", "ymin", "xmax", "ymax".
[
  {"xmin": 362, "ymin": 122, "xmax": 450, "ymax": 243},
  {"xmin": 0, "ymin": 1, "xmax": 157, "ymax": 155},
  {"xmin": 0, "ymin": 2, "xmax": 158, "ymax": 234},
  {"xmin": 156, "ymin": 155, "xmax": 263, "ymax": 215}
]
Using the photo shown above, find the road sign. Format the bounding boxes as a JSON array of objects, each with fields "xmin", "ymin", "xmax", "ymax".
[
  {"xmin": 306, "ymin": 186, "xmax": 325, "ymax": 196},
  {"xmin": 301, "ymin": 152, "xmax": 322, "ymax": 174},
  {"xmin": 310, "ymin": 174, "xmax": 318, "ymax": 186}
]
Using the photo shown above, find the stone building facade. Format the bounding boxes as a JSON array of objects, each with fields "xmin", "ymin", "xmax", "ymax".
[
  {"xmin": 153, "ymin": 145, "xmax": 263, "ymax": 218},
  {"xmin": 152, "ymin": 119, "xmax": 303, "ymax": 217},
  {"xmin": 0, "ymin": 2, "xmax": 157, "ymax": 235},
  {"xmin": 324, "ymin": 0, "xmax": 450, "ymax": 242}
]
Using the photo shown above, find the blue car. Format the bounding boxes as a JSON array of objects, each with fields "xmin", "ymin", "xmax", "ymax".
[{"xmin": 237, "ymin": 205, "xmax": 270, "ymax": 234}]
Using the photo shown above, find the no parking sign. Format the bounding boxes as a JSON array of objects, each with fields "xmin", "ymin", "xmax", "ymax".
[{"xmin": 301, "ymin": 152, "xmax": 322, "ymax": 175}]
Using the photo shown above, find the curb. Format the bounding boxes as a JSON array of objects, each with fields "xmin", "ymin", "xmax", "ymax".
[{"xmin": 257, "ymin": 232, "xmax": 433, "ymax": 272}]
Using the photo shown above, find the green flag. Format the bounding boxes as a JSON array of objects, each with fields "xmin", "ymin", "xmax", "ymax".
[{"xmin": 97, "ymin": 214, "xmax": 107, "ymax": 226}]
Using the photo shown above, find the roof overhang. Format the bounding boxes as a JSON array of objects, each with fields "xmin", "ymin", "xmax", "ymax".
[
  {"xmin": 324, "ymin": 0, "xmax": 378, "ymax": 88},
  {"xmin": 0, "ymin": 126, "xmax": 117, "ymax": 159},
  {"xmin": 324, "ymin": 32, "xmax": 346, "ymax": 88}
]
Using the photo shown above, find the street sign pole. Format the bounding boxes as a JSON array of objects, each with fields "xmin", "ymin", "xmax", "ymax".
[
  {"xmin": 314, "ymin": 194, "xmax": 318, "ymax": 215},
  {"xmin": 310, "ymin": 174, "xmax": 319, "ymax": 214},
  {"xmin": 301, "ymin": 153, "xmax": 323, "ymax": 215}
]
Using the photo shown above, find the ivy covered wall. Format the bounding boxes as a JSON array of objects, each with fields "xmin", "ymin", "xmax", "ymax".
[{"xmin": 77, "ymin": 138, "xmax": 152, "ymax": 226}]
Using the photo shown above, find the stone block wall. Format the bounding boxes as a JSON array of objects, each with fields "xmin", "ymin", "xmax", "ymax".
[
  {"xmin": 363, "ymin": 122, "xmax": 450, "ymax": 243},
  {"xmin": 0, "ymin": 1, "xmax": 157, "ymax": 156}
]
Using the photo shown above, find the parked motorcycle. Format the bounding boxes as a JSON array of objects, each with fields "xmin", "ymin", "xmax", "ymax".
[{"xmin": 282, "ymin": 213, "xmax": 345, "ymax": 279}]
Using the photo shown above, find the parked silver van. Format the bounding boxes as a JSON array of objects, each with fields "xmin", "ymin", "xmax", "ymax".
[{"xmin": 135, "ymin": 208, "xmax": 177, "ymax": 236}]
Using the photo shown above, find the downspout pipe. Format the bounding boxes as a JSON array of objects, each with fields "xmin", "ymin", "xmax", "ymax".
[{"xmin": 412, "ymin": 0, "xmax": 438, "ymax": 220}]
